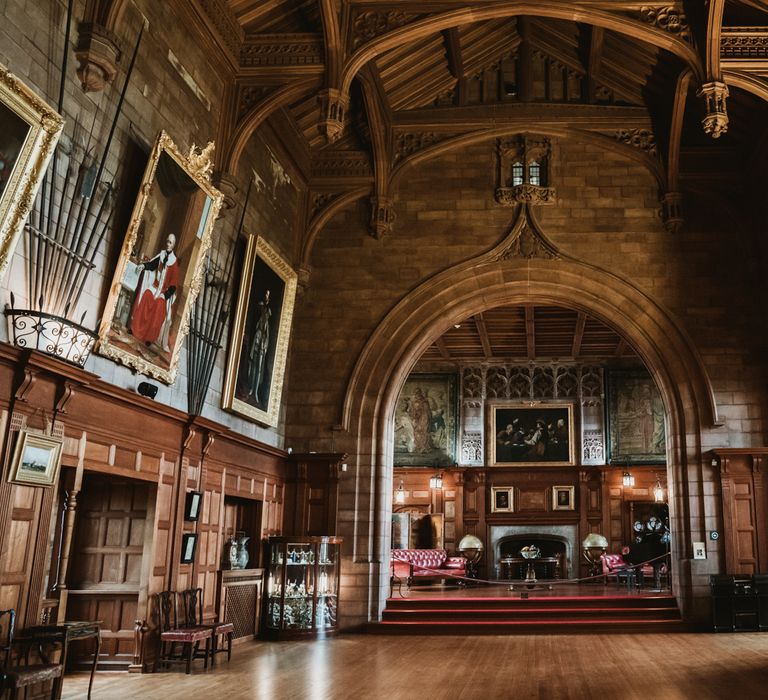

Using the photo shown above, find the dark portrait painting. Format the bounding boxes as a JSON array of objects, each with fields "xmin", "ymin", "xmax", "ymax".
[
  {"xmin": 223, "ymin": 235, "xmax": 297, "ymax": 426},
  {"xmin": 488, "ymin": 402, "xmax": 575, "ymax": 466}
]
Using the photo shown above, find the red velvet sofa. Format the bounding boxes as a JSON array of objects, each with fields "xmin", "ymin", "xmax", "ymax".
[{"xmin": 390, "ymin": 548, "xmax": 467, "ymax": 586}]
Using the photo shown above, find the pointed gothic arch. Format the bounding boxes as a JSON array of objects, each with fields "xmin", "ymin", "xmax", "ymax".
[{"xmin": 336, "ymin": 207, "xmax": 719, "ymax": 626}]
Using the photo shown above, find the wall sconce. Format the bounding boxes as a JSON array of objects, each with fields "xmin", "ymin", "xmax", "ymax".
[
  {"xmin": 653, "ymin": 475, "xmax": 665, "ymax": 503},
  {"xmin": 395, "ymin": 479, "xmax": 405, "ymax": 504},
  {"xmin": 429, "ymin": 473, "xmax": 443, "ymax": 489},
  {"xmin": 622, "ymin": 472, "xmax": 635, "ymax": 488}
]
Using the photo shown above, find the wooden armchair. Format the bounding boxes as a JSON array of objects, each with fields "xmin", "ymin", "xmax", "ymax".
[
  {"xmin": 181, "ymin": 588, "xmax": 234, "ymax": 667},
  {"xmin": 0, "ymin": 609, "xmax": 63, "ymax": 700},
  {"xmin": 155, "ymin": 591, "xmax": 212, "ymax": 675}
]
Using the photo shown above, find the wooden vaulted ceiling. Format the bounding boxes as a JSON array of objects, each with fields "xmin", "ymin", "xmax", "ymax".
[
  {"xmin": 420, "ymin": 304, "xmax": 638, "ymax": 364},
  {"xmin": 222, "ymin": 1, "xmax": 768, "ymax": 174}
]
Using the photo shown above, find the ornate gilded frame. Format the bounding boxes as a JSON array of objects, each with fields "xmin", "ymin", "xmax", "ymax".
[
  {"xmin": 0, "ymin": 64, "xmax": 64, "ymax": 282},
  {"xmin": 97, "ymin": 131, "xmax": 223, "ymax": 383},
  {"xmin": 8, "ymin": 431, "xmax": 63, "ymax": 487},
  {"xmin": 222, "ymin": 235, "xmax": 297, "ymax": 427}
]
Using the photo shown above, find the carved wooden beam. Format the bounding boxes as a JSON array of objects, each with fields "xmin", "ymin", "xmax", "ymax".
[
  {"xmin": 239, "ymin": 33, "xmax": 325, "ymax": 77},
  {"xmin": 340, "ymin": 2, "xmax": 703, "ymax": 99},
  {"xmin": 319, "ymin": 0, "xmax": 343, "ymax": 86},
  {"xmin": 224, "ymin": 77, "xmax": 321, "ymax": 172},
  {"xmin": 474, "ymin": 313, "xmax": 493, "ymax": 359},
  {"xmin": 586, "ymin": 25, "xmax": 604, "ymax": 103},
  {"xmin": 525, "ymin": 305, "xmax": 536, "ymax": 360},
  {"xmin": 359, "ymin": 65, "xmax": 394, "ymax": 238},
  {"xmin": 663, "ymin": 69, "xmax": 691, "ymax": 233},
  {"xmin": 435, "ymin": 336, "xmax": 451, "ymax": 360},
  {"xmin": 572, "ymin": 312, "xmax": 586, "ymax": 358},
  {"xmin": 393, "ymin": 102, "xmax": 652, "ymax": 129},
  {"xmin": 696, "ymin": 0, "xmax": 728, "ymax": 138}
]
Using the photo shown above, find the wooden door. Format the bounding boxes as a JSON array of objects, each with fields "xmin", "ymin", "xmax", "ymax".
[{"xmin": 66, "ymin": 473, "xmax": 150, "ymax": 670}]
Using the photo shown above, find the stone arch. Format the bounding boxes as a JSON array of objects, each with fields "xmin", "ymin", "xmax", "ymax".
[{"xmin": 337, "ymin": 216, "xmax": 718, "ymax": 626}]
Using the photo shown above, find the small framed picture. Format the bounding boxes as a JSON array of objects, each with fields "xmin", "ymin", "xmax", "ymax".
[
  {"xmin": 180, "ymin": 533, "xmax": 198, "ymax": 564},
  {"xmin": 552, "ymin": 485, "xmax": 575, "ymax": 511},
  {"xmin": 184, "ymin": 491, "xmax": 203, "ymax": 521},
  {"xmin": 8, "ymin": 431, "xmax": 63, "ymax": 486},
  {"xmin": 491, "ymin": 486, "xmax": 514, "ymax": 513}
]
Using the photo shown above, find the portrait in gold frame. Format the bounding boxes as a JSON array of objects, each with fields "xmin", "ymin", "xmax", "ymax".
[
  {"xmin": 0, "ymin": 63, "xmax": 64, "ymax": 282},
  {"xmin": 97, "ymin": 131, "xmax": 223, "ymax": 383},
  {"xmin": 222, "ymin": 235, "xmax": 297, "ymax": 427}
]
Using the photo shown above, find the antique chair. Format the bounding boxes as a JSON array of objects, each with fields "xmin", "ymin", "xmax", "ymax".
[
  {"xmin": 181, "ymin": 588, "xmax": 234, "ymax": 667},
  {"xmin": 0, "ymin": 609, "xmax": 63, "ymax": 699},
  {"xmin": 600, "ymin": 553, "xmax": 636, "ymax": 589},
  {"xmin": 155, "ymin": 591, "xmax": 212, "ymax": 675}
]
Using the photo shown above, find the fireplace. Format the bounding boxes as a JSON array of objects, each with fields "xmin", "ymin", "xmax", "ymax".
[
  {"xmin": 498, "ymin": 535, "xmax": 568, "ymax": 579},
  {"xmin": 489, "ymin": 525, "xmax": 578, "ymax": 579}
]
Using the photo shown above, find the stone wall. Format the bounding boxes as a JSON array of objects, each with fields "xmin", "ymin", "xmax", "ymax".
[{"xmin": 285, "ymin": 136, "xmax": 768, "ymax": 625}]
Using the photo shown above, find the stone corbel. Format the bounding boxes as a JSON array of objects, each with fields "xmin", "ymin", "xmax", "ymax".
[
  {"xmin": 661, "ymin": 192, "xmax": 684, "ymax": 233},
  {"xmin": 297, "ymin": 264, "xmax": 312, "ymax": 294},
  {"xmin": 369, "ymin": 196, "xmax": 395, "ymax": 239},
  {"xmin": 75, "ymin": 22, "xmax": 121, "ymax": 92},
  {"xmin": 318, "ymin": 88, "xmax": 349, "ymax": 144},
  {"xmin": 697, "ymin": 81, "xmax": 729, "ymax": 138},
  {"xmin": 212, "ymin": 171, "xmax": 238, "ymax": 214}
]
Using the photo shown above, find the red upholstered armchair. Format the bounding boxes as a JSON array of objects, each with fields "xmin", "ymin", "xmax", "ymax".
[{"xmin": 600, "ymin": 553, "xmax": 633, "ymax": 586}]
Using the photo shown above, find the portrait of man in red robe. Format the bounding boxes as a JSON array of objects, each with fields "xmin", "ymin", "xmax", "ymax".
[{"xmin": 129, "ymin": 233, "xmax": 179, "ymax": 351}]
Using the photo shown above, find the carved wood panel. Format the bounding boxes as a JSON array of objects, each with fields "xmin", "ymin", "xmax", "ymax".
[{"xmin": 67, "ymin": 473, "xmax": 149, "ymax": 668}]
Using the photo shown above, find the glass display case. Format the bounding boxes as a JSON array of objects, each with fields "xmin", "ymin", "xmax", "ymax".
[{"xmin": 264, "ymin": 536, "xmax": 342, "ymax": 639}]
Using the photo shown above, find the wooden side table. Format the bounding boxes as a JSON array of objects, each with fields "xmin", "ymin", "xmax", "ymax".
[{"xmin": 17, "ymin": 621, "xmax": 101, "ymax": 699}]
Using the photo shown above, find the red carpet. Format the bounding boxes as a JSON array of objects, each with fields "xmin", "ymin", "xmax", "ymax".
[{"xmin": 370, "ymin": 592, "xmax": 684, "ymax": 634}]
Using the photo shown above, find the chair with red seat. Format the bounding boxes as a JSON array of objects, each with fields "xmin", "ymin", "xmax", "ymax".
[
  {"xmin": 155, "ymin": 591, "xmax": 212, "ymax": 674},
  {"xmin": 180, "ymin": 588, "xmax": 234, "ymax": 667},
  {"xmin": 0, "ymin": 609, "xmax": 63, "ymax": 700},
  {"xmin": 600, "ymin": 553, "xmax": 636, "ymax": 588}
]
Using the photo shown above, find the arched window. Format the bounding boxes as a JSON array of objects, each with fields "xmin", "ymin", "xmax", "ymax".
[
  {"xmin": 512, "ymin": 161, "xmax": 524, "ymax": 186},
  {"xmin": 529, "ymin": 161, "xmax": 541, "ymax": 186}
]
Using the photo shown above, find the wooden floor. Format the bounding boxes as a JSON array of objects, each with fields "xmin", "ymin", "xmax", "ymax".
[{"xmin": 62, "ymin": 631, "xmax": 768, "ymax": 699}]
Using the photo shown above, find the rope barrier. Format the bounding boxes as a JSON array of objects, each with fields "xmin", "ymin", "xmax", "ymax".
[{"xmin": 390, "ymin": 552, "xmax": 672, "ymax": 597}]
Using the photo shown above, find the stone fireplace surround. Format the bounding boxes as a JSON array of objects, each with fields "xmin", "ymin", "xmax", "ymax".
[{"xmin": 489, "ymin": 525, "xmax": 578, "ymax": 579}]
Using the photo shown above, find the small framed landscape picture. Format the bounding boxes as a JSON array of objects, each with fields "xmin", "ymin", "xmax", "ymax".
[
  {"xmin": 180, "ymin": 533, "xmax": 198, "ymax": 564},
  {"xmin": 8, "ymin": 431, "xmax": 62, "ymax": 486},
  {"xmin": 552, "ymin": 485, "xmax": 575, "ymax": 511},
  {"xmin": 491, "ymin": 486, "xmax": 514, "ymax": 513}
]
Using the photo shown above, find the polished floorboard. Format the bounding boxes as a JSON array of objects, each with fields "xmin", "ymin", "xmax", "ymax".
[{"xmin": 62, "ymin": 631, "xmax": 768, "ymax": 700}]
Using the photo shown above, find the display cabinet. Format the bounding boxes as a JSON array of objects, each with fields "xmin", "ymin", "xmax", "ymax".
[{"xmin": 264, "ymin": 536, "xmax": 342, "ymax": 639}]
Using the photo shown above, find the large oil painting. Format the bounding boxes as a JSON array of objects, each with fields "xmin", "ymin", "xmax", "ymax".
[
  {"xmin": 606, "ymin": 369, "xmax": 666, "ymax": 464},
  {"xmin": 0, "ymin": 63, "xmax": 64, "ymax": 282},
  {"xmin": 488, "ymin": 401, "xmax": 575, "ymax": 466},
  {"xmin": 222, "ymin": 235, "xmax": 297, "ymax": 427},
  {"xmin": 393, "ymin": 374, "xmax": 457, "ymax": 467},
  {"xmin": 98, "ymin": 131, "xmax": 223, "ymax": 383}
]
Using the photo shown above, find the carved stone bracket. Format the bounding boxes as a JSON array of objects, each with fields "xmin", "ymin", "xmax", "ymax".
[
  {"xmin": 495, "ymin": 184, "xmax": 557, "ymax": 206},
  {"xmin": 318, "ymin": 88, "xmax": 349, "ymax": 144},
  {"xmin": 212, "ymin": 171, "xmax": 238, "ymax": 212},
  {"xmin": 369, "ymin": 196, "xmax": 396, "ymax": 239},
  {"xmin": 697, "ymin": 81, "xmax": 729, "ymax": 138},
  {"xmin": 491, "ymin": 207, "xmax": 560, "ymax": 261},
  {"xmin": 75, "ymin": 22, "xmax": 121, "ymax": 92},
  {"xmin": 661, "ymin": 191, "xmax": 683, "ymax": 233},
  {"xmin": 639, "ymin": 6, "xmax": 690, "ymax": 41}
]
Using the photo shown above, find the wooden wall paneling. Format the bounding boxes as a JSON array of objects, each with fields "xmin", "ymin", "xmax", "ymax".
[{"xmin": 715, "ymin": 450, "xmax": 768, "ymax": 574}]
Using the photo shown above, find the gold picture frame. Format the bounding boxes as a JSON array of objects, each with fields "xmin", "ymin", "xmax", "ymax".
[
  {"xmin": 552, "ymin": 485, "xmax": 575, "ymax": 511},
  {"xmin": 488, "ymin": 401, "xmax": 576, "ymax": 466},
  {"xmin": 8, "ymin": 431, "xmax": 63, "ymax": 487},
  {"xmin": 97, "ymin": 131, "xmax": 223, "ymax": 383},
  {"xmin": 0, "ymin": 63, "xmax": 64, "ymax": 282},
  {"xmin": 222, "ymin": 235, "xmax": 297, "ymax": 427},
  {"xmin": 491, "ymin": 486, "xmax": 514, "ymax": 513}
]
